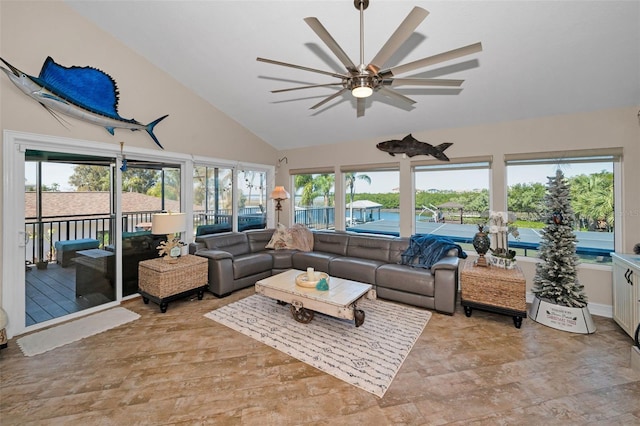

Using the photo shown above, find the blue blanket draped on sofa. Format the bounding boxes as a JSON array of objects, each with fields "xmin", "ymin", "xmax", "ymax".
[{"xmin": 401, "ymin": 234, "xmax": 467, "ymax": 268}]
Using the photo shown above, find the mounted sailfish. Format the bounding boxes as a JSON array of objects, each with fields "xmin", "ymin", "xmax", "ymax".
[{"xmin": 0, "ymin": 57, "xmax": 168, "ymax": 149}]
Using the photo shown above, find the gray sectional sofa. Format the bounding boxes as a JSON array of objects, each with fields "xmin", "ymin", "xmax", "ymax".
[{"xmin": 191, "ymin": 228, "xmax": 463, "ymax": 315}]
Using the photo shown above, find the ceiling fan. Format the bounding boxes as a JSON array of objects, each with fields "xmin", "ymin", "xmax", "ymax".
[{"xmin": 257, "ymin": 0, "xmax": 482, "ymax": 117}]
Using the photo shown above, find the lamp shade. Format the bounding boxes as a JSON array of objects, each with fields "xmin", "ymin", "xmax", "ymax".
[
  {"xmin": 270, "ymin": 186, "xmax": 290, "ymax": 200},
  {"xmin": 151, "ymin": 212, "xmax": 186, "ymax": 235}
]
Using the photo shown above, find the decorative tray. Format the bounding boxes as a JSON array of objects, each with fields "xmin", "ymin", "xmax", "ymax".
[{"xmin": 295, "ymin": 272, "xmax": 330, "ymax": 288}]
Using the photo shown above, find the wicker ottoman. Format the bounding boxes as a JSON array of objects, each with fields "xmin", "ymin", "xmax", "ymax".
[
  {"xmin": 460, "ymin": 260, "xmax": 527, "ymax": 328},
  {"xmin": 138, "ymin": 255, "xmax": 208, "ymax": 312}
]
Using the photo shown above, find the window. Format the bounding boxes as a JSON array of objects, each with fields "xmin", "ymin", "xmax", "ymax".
[
  {"xmin": 413, "ymin": 161, "xmax": 490, "ymax": 244},
  {"xmin": 292, "ymin": 172, "xmax": 336, "ymax": 230},
  {"xmin": 193, "ymin": 165, "xmax": 233, "ymax": 235},
  {"xmin": 237, "ymin": 169, "xmax": 267, "ymax": 231},
  {"xmin": 342, "ymin": 169, "xmax": 399, "ymax": 235},
  {"xmin": 506, "ymin": 153, "xmax": 617, "ymax": 263}
]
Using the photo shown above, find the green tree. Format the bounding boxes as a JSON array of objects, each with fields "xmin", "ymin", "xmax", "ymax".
[
  {"xmin": 570, "ymin": 172, "xmax": 613, "ymax": 231},
  {"xmin": 532, "ymin": 169, "xmax": 587, "ymax": 308},
  {"xmin": 69, "ymin": 165, "xmax": 112, "ymax": 191},
  {"xmin": 148, "ymin": 169, "xmax": 181, "ymax": 201},
  {"xmin": 314, "ymin": 174, "xmax": 335, "ymax": 206},
  {"xmin": 508, "ymin": 182, "xmax": 545, "ymax": 220},
  {"xmin": 295, "ymin": 174, "xmax": 316, "ymax": 206},
  {"xmin": 70, "ymin": 165, "xmax": 160, "ymax": 193}
]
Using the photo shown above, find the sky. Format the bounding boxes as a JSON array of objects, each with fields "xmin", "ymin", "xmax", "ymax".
[
  {"xmin": 26, "ymin": 160, "xmax": 612, "ymax": 194},
  {"xmin": 354, "ymin": 162, "xmax": 613, "ymax": 193}
]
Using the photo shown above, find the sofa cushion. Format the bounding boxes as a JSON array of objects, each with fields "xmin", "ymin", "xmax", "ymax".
[
  {"xmin": 203, "ymin": 232, "xmax": 249, "ymax": 256},
  {"xmin": 346, "ymin": 235, "xmax": 391, "ymax": 262},
  {"xmin": 313, "ymin": 232, "xmax": 349, "ymax": 256},
  {"xmin": 329, "ymin": 257, "xmax": 385, "ymax": 285},
  {"xmin": 270, "ymin": 249, "xmax": 297, "ymax": 270},
  {"xmin": 376, "ymin": 264, "xmax": 435, "ymax": 296},
  {"xmin": 389, "ymin": 238, "xmax": 409, "ymax": 264},
  {"xmin": 232, "ymin": 253, "xmax": 273, "ymax": 279},
  {"xmin": 247, "ymin": 228, "xmax": 276, "ymax": 252},
  {"xmin": 292, "ymin": 251, "xmax": 337, "ymax": 273}
]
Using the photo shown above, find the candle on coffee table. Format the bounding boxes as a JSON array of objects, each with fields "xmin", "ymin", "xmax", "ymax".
[{"xmin": 307, "ymin": 267, "xmax": 315, "ymax": 281}]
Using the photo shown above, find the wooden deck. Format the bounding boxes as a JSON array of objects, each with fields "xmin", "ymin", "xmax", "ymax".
[{"xmin": 25, "ymin": 262, "xmax": 112, "ymax": 326}]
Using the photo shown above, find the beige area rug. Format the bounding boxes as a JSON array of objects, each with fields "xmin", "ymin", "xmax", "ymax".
[
  {"xmin": 17, "ymin": 307, "xmax": 140, "ymax": 357},
  {"xmin": 205, "ymin": 294, "xmax": 431, "ymax": 397}
]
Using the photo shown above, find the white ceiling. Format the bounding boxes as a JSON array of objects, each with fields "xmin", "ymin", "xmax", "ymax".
[{"xmin": 65, "ymin": 1, "xmax": 640, "ymax": 151}]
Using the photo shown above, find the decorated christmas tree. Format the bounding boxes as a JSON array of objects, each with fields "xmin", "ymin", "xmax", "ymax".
[{"xmin": 532, "ymin": 169, "xmax": 588, "ymax": 308}]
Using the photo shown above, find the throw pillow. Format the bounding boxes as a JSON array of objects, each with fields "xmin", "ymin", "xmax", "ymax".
[{"xmin": 265, "ymin": 223, "xmax": 293, "ymax": 249}]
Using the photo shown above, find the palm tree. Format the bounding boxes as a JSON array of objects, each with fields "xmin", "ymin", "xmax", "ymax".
[
  {"xmin": 571, "ymin": 172, "xmax": 613, "ymax": 231},
  {"xmin": 314, "ymin": 174, "xmax": 335, "ymax": 206},
  {"xmin": 294, "ymin": 174, "xmax": 315, "ymax": 206},
  {"xmin": 345, "ymin": 172, "xmax": 371, "ymax": 224}
]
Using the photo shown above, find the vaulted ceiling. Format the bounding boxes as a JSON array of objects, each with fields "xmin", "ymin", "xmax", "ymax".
[{"xmin": 65, "ymin": 1, "xmax": 640, "ymax": 150}]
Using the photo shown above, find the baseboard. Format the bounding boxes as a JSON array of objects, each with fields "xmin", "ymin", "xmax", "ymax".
[{"xmin": 526, "ymin": 292, "xmax": 612, "ymax": 318}]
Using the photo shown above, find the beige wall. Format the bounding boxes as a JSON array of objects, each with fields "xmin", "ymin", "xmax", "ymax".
[
  {"xmin": 3, "ymin": 1, "xmax": 639, "ymax": 313},
  {"xmin": 277, "ymin": 106, "xmax": 640, "ymax": 310}
]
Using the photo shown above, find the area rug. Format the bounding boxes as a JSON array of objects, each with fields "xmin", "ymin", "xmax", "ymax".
[
  {"xmin": 204, "ymin": 294, "xmax": 431, "ymax": 397},
  {"xmin": 17, "ymin": 307, "xmax": 140, "ymax": 357}
]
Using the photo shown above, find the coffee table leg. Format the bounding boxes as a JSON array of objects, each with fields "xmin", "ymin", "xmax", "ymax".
[
  {"xmin": 354, "ymin": 309, "xmax": 365, "ymax": 327},
  {"xmin": 290, "ymin": 301, "xmax": 314, "ymax": 324}
]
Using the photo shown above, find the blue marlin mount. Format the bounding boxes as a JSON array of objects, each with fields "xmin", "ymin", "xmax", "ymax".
[
  {"xmin": 376, "ymin": 134, "xmax": 453, "ymax": 161},
  {"xmin": 0, "ymin": 57, "xmax": 168, "ymax": 149}
]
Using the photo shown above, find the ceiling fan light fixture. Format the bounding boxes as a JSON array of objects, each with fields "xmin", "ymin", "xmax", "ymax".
[
  {"xmin": 351, "ymin": 76, "xmax": 373, "ymax": 98},
  {"xmin": 352, "ymin": 85, "xmax": 373, "ymax": 98}
]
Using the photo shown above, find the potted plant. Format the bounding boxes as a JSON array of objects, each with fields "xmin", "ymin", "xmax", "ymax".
[{"xmin": 529, "ymin": 169, "xmax": 595, "ymax": 334}]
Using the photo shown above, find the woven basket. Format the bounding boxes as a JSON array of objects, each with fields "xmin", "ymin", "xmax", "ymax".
[
  {"xmin": 138, "ymin": 255, "xmax": 207, "ymax": 298},
  {"xmin": 461, "ymin": 262, "xmax": 526, "ymax": 312}
]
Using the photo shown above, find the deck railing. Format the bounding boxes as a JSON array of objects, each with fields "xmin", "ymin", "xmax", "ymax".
[{"xmin": 25, "ymin": 208, "xmax": 268, "ymax": 263}]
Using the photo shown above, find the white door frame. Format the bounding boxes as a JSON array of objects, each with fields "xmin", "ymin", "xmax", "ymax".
[{"xmin": 1, "ymin": 130, "xmax": 193, "ymax": 338}]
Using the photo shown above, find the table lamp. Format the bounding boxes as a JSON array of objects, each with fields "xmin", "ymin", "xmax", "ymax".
[
  {"xmin": 270, "ymin": 186, "xmax": 290, "ymax": 224},
  {"xmin": 152, "ymin": 212, "xmax": 186, "ymax": 260}
]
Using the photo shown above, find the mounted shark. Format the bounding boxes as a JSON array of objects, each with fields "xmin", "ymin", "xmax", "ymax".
[
  {"xmin": 376, "ymin": 134, "xmax": 453, "ymax": 161},
  {"xmin": 0, "ymin": 57, "xmax": 168, "ymax": 149}
]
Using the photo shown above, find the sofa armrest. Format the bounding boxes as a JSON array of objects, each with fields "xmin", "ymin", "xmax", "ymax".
[
  {"xmin": 430, "ymin": 256, "xmax": 459, "ymax": 272},
  {"xmin": 189, "ymin": 241, "xmax": 205, "ymax": 254},
  {"xmin": 195, "ymin": 249, "xmax": 234, "ymax": 297},
  {"xmin": 195, "ymin": 249, "xmax": 233, "ymax": 261},
  {"xmin": 431, "ymin": 256, "xmax": 460, "ymax": 315}
]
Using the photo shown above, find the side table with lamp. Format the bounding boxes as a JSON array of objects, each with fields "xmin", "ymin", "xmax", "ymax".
[{"xmin": 137, "ymin": 212, "xmax": 208, "ymax": 312}]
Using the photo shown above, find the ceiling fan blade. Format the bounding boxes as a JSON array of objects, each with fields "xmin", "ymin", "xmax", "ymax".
[
  {"xmin": 304, "ymin": 17, "xmax": 358, "ymax": 73},
  {"xmin": 385, "ymin": 78, "xmax": 464, "ymax": 87},
  {"xmin": 257, "ymin": 57, "xmax": 348, "ymax": 79},
  {"xmin": 272, "ymin": 83, "xmax": 344, "ymax": 93},
  {"xmin": 310, "ymin": 88, "xmax": 348, "ymax": 110},
  {"xmin": 377, "ymin": 86, "xmax": 416, "ymax": 105},
  {"xmin": 380, "ymin": 42, "xmax": 483, "ymax": 78},
  {"xmin": 356, "ymin": 98, "xmax": 365, "ymax": 117},
  {"xmin": 369, "ymin": 6, "xmax": 429, "ymax": 71}
]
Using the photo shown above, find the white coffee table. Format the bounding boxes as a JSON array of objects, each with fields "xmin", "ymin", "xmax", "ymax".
[{"xmin": 255, "ymin": 269, "xmax": 375, "ymax": 327}]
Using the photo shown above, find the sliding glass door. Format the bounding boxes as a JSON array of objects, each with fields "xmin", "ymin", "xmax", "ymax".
[{"xmin": 24, "ymin": 150, "xmax": 117, "ymax": 326}]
